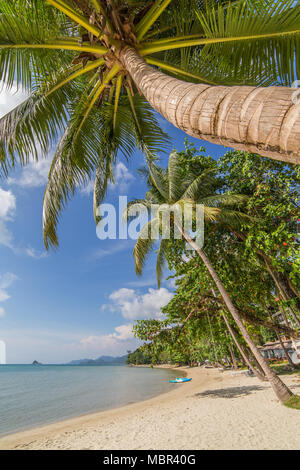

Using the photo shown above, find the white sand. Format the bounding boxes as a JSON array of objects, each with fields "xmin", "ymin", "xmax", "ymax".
[{"xmin": 0, "ymin": 367, "xmax": 299, "ymax": 450}]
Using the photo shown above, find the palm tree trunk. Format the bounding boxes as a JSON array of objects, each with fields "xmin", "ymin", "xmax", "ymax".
[
  {"xmin": 227, "ymin": 340, "xmax": 238, "ymax": 370},
  {"xmin": 265, "ymin": 260, "xmax": 300, "ymax": 328},
  {"xmin": 211, "ymin": 288, "xmax": 266, "ymax": 380},
  {"xmin": 222, "ymin": 311, "xmax": 267, "ymax": 381},
  {"xmin": 177, "ymin": 226, "xmax": 294, "ymax": 402},
  {"xmin": 121, "ymin": 47, "xmax": 300, "ymax": 165}
]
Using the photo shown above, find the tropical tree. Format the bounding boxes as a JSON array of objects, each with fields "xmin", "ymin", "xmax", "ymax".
[
  {"xmin": 124, "ymin": 150, "xmax": 295, "ymax": 403},
  {"xmin": 0, "ymin": 1, "xmax": 300, "ymax": 250},
  {"xmin": 219, "ymin": 150, "xmax": 300, "ymax": 324}
]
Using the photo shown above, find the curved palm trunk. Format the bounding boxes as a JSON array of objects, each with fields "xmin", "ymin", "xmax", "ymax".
[
  {"xmin": 121, "ymin": 47, "xmax": 300, "ymax": 165},
  {"xmin": 223, "ymin": 312, "xmax": 267, "ymax": 381},
  {"xmin": 227, "ymin": 340, "xmax": 238, "ymax": 370},
  {"xmin": 177, "ymin": 227, "xmax": 294, "ymax": 402},
  {"xmin": 211, "ymin": 288, "xmax": 266, "ymax": 380},
  {"xmin": 265, "ymin": 261, "xmax": 300, "ymax": 329}
]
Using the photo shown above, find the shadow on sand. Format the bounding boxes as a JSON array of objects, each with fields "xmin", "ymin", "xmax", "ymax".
[{"xmin": 195, "ymin": 385, "xmax": 266, "ymax": 399}]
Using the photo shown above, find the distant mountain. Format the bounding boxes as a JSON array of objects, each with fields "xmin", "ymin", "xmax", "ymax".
[{"xmin": 67, "ymin": 355, "xmax": 127, "ymax": 366}]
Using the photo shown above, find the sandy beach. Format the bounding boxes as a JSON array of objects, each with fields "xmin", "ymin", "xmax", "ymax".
[{"xmin": 0, "ymin": 366, "xmax": 299, "ymax": 450}]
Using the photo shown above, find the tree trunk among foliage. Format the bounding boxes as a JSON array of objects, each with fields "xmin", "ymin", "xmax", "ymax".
[
  {"xmin": 222, "ymin": 312, "xmax": 266, "ymax": 381},
  {"xmin": 276, "ymin": 331, "xmax": 296, "ymax": 370}
]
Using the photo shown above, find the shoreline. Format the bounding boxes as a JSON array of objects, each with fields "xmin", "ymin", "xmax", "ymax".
[
  {"xmin": 0, "ymin": 364, "xmax": 186, "ymax": 440},
  {"xmin": 0, "ymin": 366, "xmax": 299, "ymax": 450},
  {"xmin": 0, "ymin": 365, "xmax": 205, "ymax": 449},
  {"xmin": 0, "ymin": 364, "xmax": 185, "ymax": 441}
]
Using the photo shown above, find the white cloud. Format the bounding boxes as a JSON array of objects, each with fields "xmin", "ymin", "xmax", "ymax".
[
  {"xmin": 7, "ymin": 157, "xmax": 52, "ymax": 188},
  {"xmin": 0, "ymin": 272, "xmax": 18, "ymax": 316},
  {"xmin": 81, "ymin": 162, "xmax": 135, "ymax": 196},
  {"xmin": 0, "ymin": 187, "xmax": 16, "ymax": 248},
  {"xmin": 109, "ymin": 162, "xmax": 135, "ymax": 193},
  {"xmin": 0, "ymin": 185, "xmax": 47, "ymax": 256},
  {"xmin": 79, "ymin": 323, "xmax": 138, "ymax": 357},
  {"xmin": 0, "ymin": 187, "xmax": 16, "ymax": 220},
  {"xmin": 106, "ymin": 287, "xmax": 173, "ymax": 320},
  {"xmin": 1, "ymin": 325, "xmax": 139, "ymax": 363}
]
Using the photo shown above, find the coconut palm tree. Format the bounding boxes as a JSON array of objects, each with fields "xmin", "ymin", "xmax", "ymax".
[
  {"xmin": 0, "ymin": 1, "xmax": 300, "ymax": 249},
  {"xmin": 124, "ymin": 151, "xmax": 295, "ymax": 402}
]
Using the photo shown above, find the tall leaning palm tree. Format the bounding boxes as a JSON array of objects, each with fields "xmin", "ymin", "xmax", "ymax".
[
  {"xmin": 0, "ymin": 2, "xmax": 299, "ymax": 247},
  {"xmin": 1, "ymin": 1, "xmax": 300, "ymax": 167},
  {"xmin": 125, "ymin": 152, "xmax": 295, "ymax": 403}
]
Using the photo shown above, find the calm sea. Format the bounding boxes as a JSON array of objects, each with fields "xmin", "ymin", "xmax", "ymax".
[{"xmin": 0, "ymin": 365, "xmax": 181, "ymax": 436}]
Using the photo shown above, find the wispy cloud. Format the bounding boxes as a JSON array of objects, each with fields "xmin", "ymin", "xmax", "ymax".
[
  {"xmin": 0, "ymin": 187, "xmax": 16, "ymax": 249},
  {"xmin": 125, "ymin": 278, "xmax": 157, "ymax": 288},
  {"xmin": 25, "ymin": 247, "xmax": 48, "ymax": 259},
  {"xmin": 0, "ymin": 185, "xmax": 48, "ymax": 258},
  {"xmin": 0, "ymin": 272, "xmax": 18, "ymax": 317},
  {"xmin": 89, "ymin": 240, "xmax": 134, "ymax": 261}
]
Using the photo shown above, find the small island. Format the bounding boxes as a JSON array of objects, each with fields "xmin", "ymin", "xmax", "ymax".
[{"xmin": 32, "ymin": 361, "xmax": 42, "ymax": 365}]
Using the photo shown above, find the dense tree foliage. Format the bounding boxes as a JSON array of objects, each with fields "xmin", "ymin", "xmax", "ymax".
[{"xmin": 128, "ymin": 144, "xmax": 300, "ymax": 369}]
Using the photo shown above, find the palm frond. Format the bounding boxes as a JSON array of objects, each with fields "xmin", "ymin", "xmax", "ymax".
[
  {"xmin": 147, "ymin": 161, "xmax": 169, "ymax": 200},
  {"xmin": 0, "ymin": 75, "xmax": 78, "ymax": 177},
  {"xmin": 199, "ymin": 193, "xmax": 248, "ymax": 207},
  {"xmin": 168, "ymin": 150, "xmax": 183, "ymax": 203},
  {"xmin": 0, "ymin": 0, "xmax": 77, "ymax": 90},
  {"xmin": 123, "ymin": 199, "xmax": 152, "ymax": 223},
  {"xmin": 133, "ymin": 218, "xmax": 159, "ymax": 276},
  {"xmin": 93, "ymin": 157, "xmax": 113, "ymax": 224},
  {"xmin": 195, "ymin": 0, "xmax": 300, "ymax": 86},
  {"xmin": 156, "ymin": 238, "xmax": 168, "ymax": 288}
]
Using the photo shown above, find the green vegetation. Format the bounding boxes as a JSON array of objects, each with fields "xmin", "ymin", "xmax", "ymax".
[
  {"xmin": 284, "ymin": 395, "xmax": 300, "ymax": 410},
  {"xmin": 0, "ymin": 1, "xmax": 300, "ymax": 251},
  {"xmin": 0, "ymin": 0, "xmax": 299, "ymax": 405},
  {"xmin": 125, "ymin": 143, "xmax": 300, "ymax": 402}
]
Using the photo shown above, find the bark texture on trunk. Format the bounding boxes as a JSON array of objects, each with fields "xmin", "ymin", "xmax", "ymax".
[
  {"xmin": 178, "ymin": 226, "xmax": 294, "ymax": 402},
  {"xmin": 121, "ymin": 47, "xmax": 300, "ymax": 165},
  {"xmin": 228, "ymin": 341, "xmax": 238, "ymax": 370}
]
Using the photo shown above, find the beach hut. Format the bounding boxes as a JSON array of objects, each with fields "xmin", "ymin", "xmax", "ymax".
[{"xmin": 258, "ymin": 340, "xmax": 295, "ymax": 360}]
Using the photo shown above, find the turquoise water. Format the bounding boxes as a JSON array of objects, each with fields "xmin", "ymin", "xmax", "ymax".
[{"xmin": 0, "ymin": 365, "xmax": 181, "ymax": 437}]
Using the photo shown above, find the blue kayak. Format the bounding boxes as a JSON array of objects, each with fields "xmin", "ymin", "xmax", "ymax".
[{"xmin": 169, "ymin": 378, "xmax": 192, "ymax": 383}]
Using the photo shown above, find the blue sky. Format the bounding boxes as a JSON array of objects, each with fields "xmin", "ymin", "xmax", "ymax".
[{"xmin": 0, "ymin": 84, "xmax": 228, "ymax": 364}]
